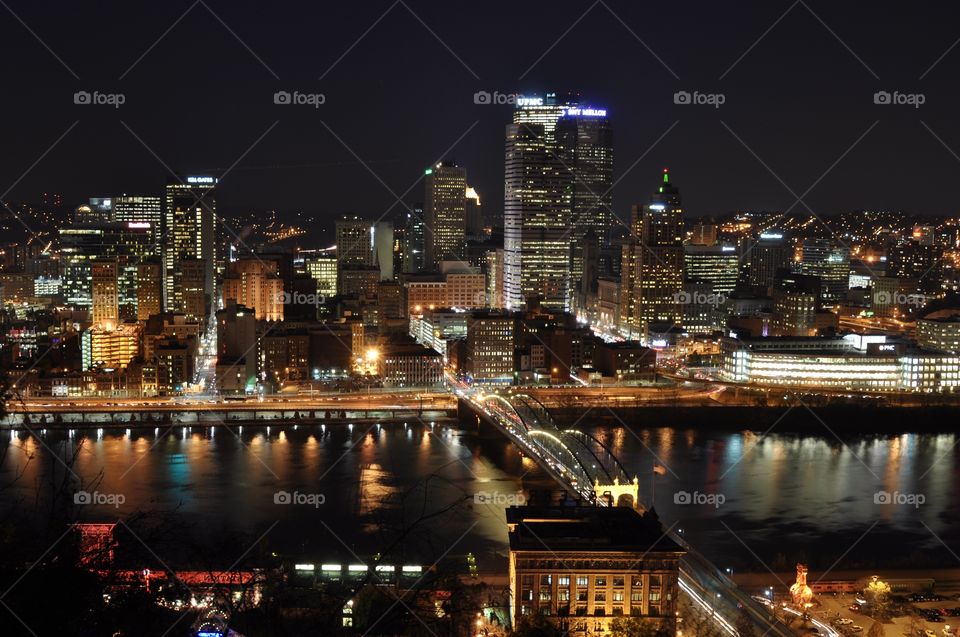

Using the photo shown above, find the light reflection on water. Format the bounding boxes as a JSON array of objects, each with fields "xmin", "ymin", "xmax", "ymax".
[{"xmin": 0, "ymin": 423, "xmax": 956, "ymax": 569}]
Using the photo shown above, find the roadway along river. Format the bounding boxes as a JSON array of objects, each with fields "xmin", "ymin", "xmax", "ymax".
[{"xmin": 0, "ymin": 420, "xmax": 956, "ymax": 572}]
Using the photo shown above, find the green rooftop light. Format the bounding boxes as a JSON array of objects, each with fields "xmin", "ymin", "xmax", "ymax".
[{"xmin": 424, "ymin": 168, "xmax": 433, "ymax": 175}]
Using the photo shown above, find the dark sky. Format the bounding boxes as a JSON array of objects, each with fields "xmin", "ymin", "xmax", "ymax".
[{"xmin": 4, "ymin": 0, "xmax": 960, "ymax": 232}]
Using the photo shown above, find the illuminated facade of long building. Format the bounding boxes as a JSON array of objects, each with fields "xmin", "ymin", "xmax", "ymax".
[
  {"xmin": 424, "ymin": 162, "xmax": 467, "ymax": 268},
  {"xmin": 164, "ymin": 176, "xmax": 216, "ymax": 316},
  {"xmin": 720, "ymin": 334, "xmax": 960, "ymax": 392},
  {"xmin": 620, "ymin": 170, "xmax": 684, "ymax": 341}
]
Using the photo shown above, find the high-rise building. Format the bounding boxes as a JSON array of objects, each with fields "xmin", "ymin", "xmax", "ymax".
[
  {"xmin": 222, "ymin": 258, "xmax": 285, "ymax": 322},
  {"xmin": 424, "ymin": 162, "xmax": 467, "ymax": 268},
  {"xmin": 113, "ymin": 195, "xmax": 163, "ymax": 247},
  {"xmin": 91, "ymin": 259, "xmax": 119, "ymax": 329},
  {"xmin": 555, "ymin": 105, "xmax": 613, "ymax": 244},
  {"xmin": 402, "ymin": 208, "xmax": 426, "ymax": 274},
  {"xmin": 800, "ymin": 238, "xmax": 850, "ymax": 306},
  {"xmin": 465, "ymin": 186, "xmax": 483, "ymax": 238},
  {"xmin": 164, "ymin": 176, "xmax": 216, "ymax": 315},
  {"xmin": 745, "ymin": 231, "xmax": 791, "ymax": 292},
  {"xmin": 174, "ymin": 257, "xmax": 208, "ymax": 322},
  {"xmin": 59, "ymin": 222, "xmax": 153, "ymax": 313},
  {"xmin": 372, "ymin": 221, "xmax": 395, "ymax": 281},
  {"xmin": 512, "ymin": 92, "xmax": 577, "ymax": 144},
  {"xmin": 619, "ymin": 170, "xmax": 684, "ymax": 341},
  {"xmin": 136, "ymin": 259, "xmax": 164, "ymax": 321},
  {"xmin": 684, "ymin": 244, "xmax": 740, "ymax": 295},
  {"xmin": 301, "ymin": 248, "xmax": 338, "ymax": 299},
  {"xmin": 466, "ymin": 311, "xmax": 515, "ymax": 384},
  {"xmin": 504, "ymin": 122, "xmax": 570, "ymax": 310},
  {"xmin": 887, "ymin": 239, "xmax": 942, "ymax": 294},
  {"xmin": 335, "ymin": 215, "xmax": 372, "ymax": 289}
]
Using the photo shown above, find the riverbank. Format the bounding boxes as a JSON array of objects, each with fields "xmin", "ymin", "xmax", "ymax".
[{"xmin": 549, "ymin": 404, "xmax": 960, "ymax": 433}]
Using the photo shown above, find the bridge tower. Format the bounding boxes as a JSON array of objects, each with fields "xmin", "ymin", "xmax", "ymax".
[{"xmin": 593, "ymin": 476, "xmax": 640, "ymax": 509}]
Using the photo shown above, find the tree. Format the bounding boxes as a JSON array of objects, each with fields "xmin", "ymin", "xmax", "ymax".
[
  {"xmin": 864, "ymin": 577, "xmax": 892, "ymax": 619},
  {"xmin": 609, "ymin": 616, "xmax": 662, "ymax": 637},
  {"xmin": 511, "ymin": 614, "xmax": 562, "ymax": 637}
]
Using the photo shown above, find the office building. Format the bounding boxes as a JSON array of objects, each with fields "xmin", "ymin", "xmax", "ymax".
[
  {"xmin": 222, "ymin": 258, "xmax": 284, "ymax": 322},
  {"xmin": 301, "ymin": 248, "xmax": 338, "ymax": 299},
  {"xmin": 555, "ymin": 105, "xmax": 613, "ymax": 244},
  {"xmin": 684, "ymin": 245, "xmax": 739, "ymax": 296},
  {"xmin": 112, "ymin": 195, "xmax": 162, "ymax": 246},
  {"xmin": 82, "ymin": 323, "xmax": 142, "ymax": 371},
  {"xmin": 401, "ymin": 207, "xmax": 426, "ymax": 274},
  {"xmin": 745, "ymin": 232, "xmax": 791, "ymax": 291},
  {"xmin": 720, "ymin": 334, "xmax": 960, "ymax": 392},
  {"xmin": 917, "ymin": 315, "xmax": 960, "ymax": 353},
  {"xmin": 800, "ymin": 238, "xmax": 850, "ymax": 306},
  {"xmin": 424, "ymin": 162, "xmax": 467, "ymax": 267},
  {"xmin": 91, "ymin": 259, "xmax": 119, "ymax": 329},
  {"xmin": 619, "ymin": 170, "xmax": 684, "ymax": 341},
  {"xmin": 136, "ymin": 259, "xmax": 164, "ymax": 322},
  {"xmin": 507, "ymin": 506, "xmax": 683, "ymax": 634},
  {"xmin": 466, "ymin": 311, "xmax": 515, "ymax": 384},
  {"xmin": 378, "ymin": 339, "xmax": 444, "ymax": 387},
  {"xmin": 164, "ymin": 176, "xmax": 216, "ymax": 314},
  {"xmin": 504, "ymin": 121, "xmax": 570, "ymax": 310}
]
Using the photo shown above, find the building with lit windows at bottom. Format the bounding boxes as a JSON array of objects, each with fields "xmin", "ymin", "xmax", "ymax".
[
  {"xmin": 377, "ymin": 339, "xmax": 443, "ymax": 387},
  {"xmin": 507, "ymin": 506, "xmax": 683, "ymax": 635},
  {"xmin": 720, "ymin": 334, "xmax": 960, "ymax": 393}
]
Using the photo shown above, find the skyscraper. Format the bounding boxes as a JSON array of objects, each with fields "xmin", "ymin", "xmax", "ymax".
[
  {"xmin": 113, "ymin": 195, "xmax": 163, "ymax": 248},
  {"xmin": 619, "ymin": 169, "xmax": 684, "ymax": 341},
  {"xmin": 402, "ymin": 207, "xmax": 426, "ymax": 274},
  {"xmin": 800, "ymin": 238, "xmax": 850, "ymax": 306},
  {"xmin": 164, "ymin": 176, "xmax": 216, "ymax": 316},
  {"xmin": 745, "ymin": 231, "xmax": 792, "ymax": 292},
  {"xmin": 555, "ymin": 106, "xmax": 613, "ymax": 243},
  {"xmin": 91, "ymin": 259, "xmax": 119, "ymax": 329},
  {"xmin": 136, "ymin": 258, "xmax": 163, "ymax": 321},
  {"xmin": 503, "ymin": 122, "xmax": 570, "ymax": 311},
  {"xmin": 335, "ymin": 215, "xmax": 373, "ymax": 290},
  {"xmin": 424, "ymin": 162, "xmax": 467, "ymax": 268}
]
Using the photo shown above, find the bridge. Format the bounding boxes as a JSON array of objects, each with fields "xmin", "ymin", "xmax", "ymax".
[{"xmin": 458, "ymin": 383, "xmax": 825, "ymax": 637}]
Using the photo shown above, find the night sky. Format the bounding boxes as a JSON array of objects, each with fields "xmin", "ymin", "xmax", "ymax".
[{"xmin": 4, "ymin": 1, "xmax": 960, "ymax": 229}]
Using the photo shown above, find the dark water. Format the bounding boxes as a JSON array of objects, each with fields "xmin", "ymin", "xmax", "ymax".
[{"xmin": 1, "ymin": 421, "xmax": 957, "ymax": 572}]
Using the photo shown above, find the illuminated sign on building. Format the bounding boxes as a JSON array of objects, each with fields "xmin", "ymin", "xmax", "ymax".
[
  {"xmin": 563, "ymin": 107, "xmax": 608, "ymax": 117},
  {"xmin": 516, "ymin": 97, "xmax": 544, "ymax": 106},
  {"xmin": 186, "ymin": 176, "xmax": 216, "ymax": 184}
]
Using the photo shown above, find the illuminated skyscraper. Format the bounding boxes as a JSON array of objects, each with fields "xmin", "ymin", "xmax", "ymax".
[
  {"xmin": 136, "ymin": 258, "xmax": 163, "ymax": 321},
  {"xmin": 91, "ymin": 259, "xmax": 119, "ymax": 329},
  {"xmin": 163, "ymin": 176, "xmax": 216, "ymax": 316},
  {"xmin": 503, "ymin": 121, "xmax": 570, "ymax": 310},
  {"xmin": 619, "ymin": 169, "xmax": 684, "ymax": 341},
  {"xmin": 424, "ymin": 162, "xmax": 467, "ymax": 268},
  {"xmin": 555, "ymin": 106, "xmax": 613, "ymax": 243},
  {"xmin": 800, "ymin": 238, "xmax": 850, "ymax": 306},
  {"xmin": 335, "ymin": 215, "xmax": 373, "ymax": 290},
  {"xmin": 113, "ymin": 195, "xmax": 162, "ymax": 248},
  {"xmin": 402, "ymin": 207, "xmax": 426, "ymax": 273}
]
